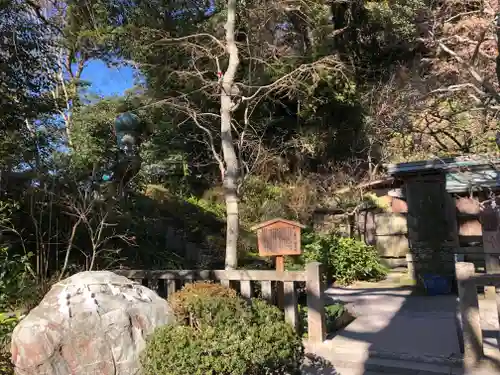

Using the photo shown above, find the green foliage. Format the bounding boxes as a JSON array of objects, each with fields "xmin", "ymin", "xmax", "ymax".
[
  {"xmin": 239, "ymin": 176, "xmax": 320, "ymax": 226},
  {"xmin": 2, "ymin": 0, "xmax": 497, "ymax": 314},
  {"xmin": 142, "ymin": 283, "xmax": 304, "ymax": 375},
  {"xmin": 299, "ymin": 303, "xmax": 346, "ymax": 338},
  {"xmin": 240, "ymin": 177, "xmax": 288, "ymax": 225},
  {"xmin": 169, "ymin": 282, "xmax": 238, "ymax": 319},
  {"xmin": 0, "ymin": 314, "xmax": 18, "ymax": 349},
  {"xmin": 0, "ymin": 247, "xmax": 35, "ymax": 312},
  {"xmin": 289, "ymin": 231, "xmax": 388, "ymax": 285},
  {"xmin": 365, "ymin": 0, "xmax": 425, "ymax": 42},
  {"xmin": 0, "ymin": 201, "xmax": 36, "ymax": 312},
  {"xmin": 70, "ymin": 98, "xmax": 122, "ymax": 172},
  {"xmin": 330, "ymin": 236, "xmax": 388, "ymax": 285},
  {"xmin": 0, "ymin": 0, "xmax": 57, "ymax": 170},
  {"xmin": 185, "ymin": 196, "xmax": 226, "ymax": 221},
  {"xmin": 0, "ymin": 313, "xmax": 19, "ymax": 375}
]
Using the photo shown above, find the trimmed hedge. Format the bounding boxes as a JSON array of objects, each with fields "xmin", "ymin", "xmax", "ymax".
[{"xmin": 141, "ymin": 283, "xmax": 304, "ymax": 375}]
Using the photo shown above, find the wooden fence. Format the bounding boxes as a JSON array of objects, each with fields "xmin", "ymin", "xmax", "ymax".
[
  {"xmin": 114, "ymin": 262, "xmax": 327, "ymax": 342},
  {"xmin": 455, "ymin": 261, "xmax": 500, "ymax": 369}
]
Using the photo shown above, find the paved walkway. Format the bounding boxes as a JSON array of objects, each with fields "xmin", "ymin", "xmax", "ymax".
[
  {"xmin": 324, "ymin": 285, "xmax": 462, "ymax": 360},
  {"xmin": 303, "ymin": 275, "xmax": 500, "ymax": 374}
]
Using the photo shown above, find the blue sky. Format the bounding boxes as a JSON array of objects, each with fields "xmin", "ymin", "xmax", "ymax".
[{"xmin": 81, "ymin": 60, "xmax": 136, "ymax": 97}]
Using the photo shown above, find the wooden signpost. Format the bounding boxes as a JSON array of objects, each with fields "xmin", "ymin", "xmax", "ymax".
[{"xmin": 251, "ymin": 218, "xmax": 305, "ymax": 307}]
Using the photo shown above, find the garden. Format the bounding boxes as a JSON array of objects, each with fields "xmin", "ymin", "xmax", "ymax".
[{"xmin": 0, "ymin": 229, "xmax": 387, "ymax": 374}]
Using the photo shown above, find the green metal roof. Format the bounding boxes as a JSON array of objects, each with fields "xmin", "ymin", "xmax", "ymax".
[{"xmin": 386, "ymin": 156, "xmax": 500, "ymax": 193}]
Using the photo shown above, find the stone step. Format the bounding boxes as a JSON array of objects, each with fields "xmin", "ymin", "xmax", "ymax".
[
  {"xmin": 328, "ymin": 357, "xmax": 458, "ymax": 375},
  {"xmin": 304, "ymin": 348, "xmax": 499, "ymax": 375},
  {"xmin": 304, "ymin": 344, "xmax": 464, "ymax": 375}
]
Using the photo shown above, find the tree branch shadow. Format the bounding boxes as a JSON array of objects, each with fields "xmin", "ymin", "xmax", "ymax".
[{"xmin": 302, "ymin": 353, "xmax": 339, "ymax": 375}]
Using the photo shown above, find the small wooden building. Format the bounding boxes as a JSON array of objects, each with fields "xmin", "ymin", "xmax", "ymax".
[{"xmin": 315, "ymin": 155, "xmax": 500, "ymax": 286}]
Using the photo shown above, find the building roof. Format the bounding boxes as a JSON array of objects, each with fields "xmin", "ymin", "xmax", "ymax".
[
  {"xmin": 250, "ymin": 218, "xmax": 306, "ymax": 231},
  {"xmin": 385, "ymin": 155, "xmax": 500, "ymax": 193}
]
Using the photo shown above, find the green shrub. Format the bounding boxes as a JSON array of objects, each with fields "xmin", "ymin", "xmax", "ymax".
[
  {"xmin": 240, "ymin": 176, "xmax": 289, "ymax": 225},
  {"xmin": 288, "ymin": 231, "xmax": 388, "ymax": 285},
  {"xmin": 185, "ymin": 195, "xmax": 226, "ymax": 220},
  {"xmin": 143, "ymin": 284, "xmax": 304, "ymax": 375},
  {"xmin": 0, "ymin": 246, "xmax": 36, "ymax": 312},
  {"xmin": 0, "ymin": 313, "xmax": 18, "ymax": 375},
  {"xmin": 168, "ymin": 282, "xmax": 238, "ymax": 321},
  {"xmin": 331, "ymin": 236, "xmax": 388, "ymax": 285}
]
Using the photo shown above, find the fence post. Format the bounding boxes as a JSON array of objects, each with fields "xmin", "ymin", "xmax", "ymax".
[
  {"xmin": 306, "ymin": 262, "xmax": 326, "ymax": 342},
  {"xmin": 406, "ymin": 253, "xmax": 414, "ymax": 280},
  {"xmin": 456, "ymin": 262, "xmax": 483, "ymax": 369}
]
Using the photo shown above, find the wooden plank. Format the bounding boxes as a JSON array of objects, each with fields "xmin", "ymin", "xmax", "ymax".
[
  {"xmin": 480, "ymin": 200, "xmax": 500, "ymax": 297},
  {"xmin": 240, "ymin": 280, "xmax": 252, "ymax": 299},
  {"xmin": 464, "ymin": 253, "xmax": 486, "ymax": 261},
  {"xmin": 406, "ymin": 254, "xmax": 414, "ymax": 279},
  {"xmin": 496, "ymin": 289, "xmax": 500, "ymax": 351},
  {"xmin": 260, "ymin": 281, "xmax": 272, "ymax": 303},
  {"xmin": 114, "ymin": 269, "xmax": 307, "ymax": 282},
  {"xmin": 456, "ymin": 262, "xmax": 483, "ymax": 369},
  {"xmin": 455, "ymin": 246, "xmax": 484, "ymax": 254},
  {"xmin": 484, "ymin": 254, "xmax": 500, "ymax": 298},
  {"xmin": 483, "ymin": 230, "xmax": 500, "ymax": 254},
  {"xmin": 276, "ymin": 256, "xmax": 285, "ymax": 309},
  {"xmin": 283, "ymin": 281, "xmax": 299, "ymax": 331},
  {"xmin": 306, "ymin": 262, "xmax": 326, "ymax": 343},
  {"xmin": 469, "ymin": 273, "xmax": 500, "ymax": 286},
  {"xmin": 480, "ymin": 200, "xmax": 500, "ymax": 299},
  {"xmin": 166, "ymin": 280, "xmax": 176, "ymax": 298}
]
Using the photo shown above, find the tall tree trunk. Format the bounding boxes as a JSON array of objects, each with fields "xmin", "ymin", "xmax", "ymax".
[
  {"xmin": 221, "ymin": 0, "xmax": 240, "ymax": 270},
  {"xmin": 496, "ymin": 5, "xmax": 500, "ymax": 86}
]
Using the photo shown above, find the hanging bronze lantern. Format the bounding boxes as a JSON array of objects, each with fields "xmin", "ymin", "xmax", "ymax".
[{"xmin": 114, "ymin": 112, "xmax": 142, "ymax": 155}]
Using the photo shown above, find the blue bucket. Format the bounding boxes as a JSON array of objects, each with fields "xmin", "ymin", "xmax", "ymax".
[{"xmin": 421, "ymin": 274, "xmax": 451, "ymax": 296}]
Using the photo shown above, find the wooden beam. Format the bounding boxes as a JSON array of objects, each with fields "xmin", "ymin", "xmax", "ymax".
[
  {"xmin": 114, "ymin": 269, "xmax": 307, "ymax": 282},
  {"xmin": 240, "ymin": 280, "xmax": 252, "ymax": 299},
  {"xmin": 260, "ymin": 281, "xmax": 273, "ymax": 303},
  {"xmin": 456, "ymin": 262, "xmax": 484, "ymax": 368},
  {"xmin": 455, "ymin": 246, "xmax": 484, "ymax": 254},
  {"xmin": 284, "ymin": 281, "xmax": 299, "ymax": 332},
  {"xmin": 306, "ymin": 262, "xmax": 326, "ymax": 343}
]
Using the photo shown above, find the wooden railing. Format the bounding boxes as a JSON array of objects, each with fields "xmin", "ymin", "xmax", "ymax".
[
  {"xmin": 455, "ymin": 261, "xmax": 500, "ymax": 369},
  {"xmin": 114, "ymin": 262, "xmax": 327, "ymax": 342}
]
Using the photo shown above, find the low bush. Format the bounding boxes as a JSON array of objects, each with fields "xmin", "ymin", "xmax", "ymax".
[
  {"xmin": 142, "ymin": 283, "xmax": 304, "ymax": 375},
  {"xmin": 288, "ymin": 231, "xmax": 388, "ymax": 285},
  {"xmin": 168, "ymin": 282, "xmax": 238, "ymax": 320},
  {"xmin": 331, "ymin": 236, "xmax": 388, "ymax": 285}
]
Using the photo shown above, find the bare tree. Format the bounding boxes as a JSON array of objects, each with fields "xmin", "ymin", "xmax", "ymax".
[
  {"xmin": 138, "ymin": 0, "xmax": 344, "ymax": 268},
  {"xmin": 220, "ymin": 0, "xmax": 240, "ymax": 269},
  {"xmin": 59, "ymin": 189, "xmax": 136, "ymax": 279}
]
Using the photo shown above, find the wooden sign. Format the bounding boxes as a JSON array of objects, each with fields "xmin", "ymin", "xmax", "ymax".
[
  {"xmin": 251, "ymin": 219, "xmax": 305, "ymax": 257},
  {"xmin": 251, "ymin": 218, "xmax": 305, "ymax": 309}
]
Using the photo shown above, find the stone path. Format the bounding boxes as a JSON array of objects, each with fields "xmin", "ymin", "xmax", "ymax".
[{"xmin": 303, "ymin": 275, "xmax": 500, "ymax": 375}]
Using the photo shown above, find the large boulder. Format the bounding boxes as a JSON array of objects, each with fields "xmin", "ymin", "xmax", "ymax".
[{"xmin": 11, "ymin": 271, "xmax": 174, "ymax": 375}]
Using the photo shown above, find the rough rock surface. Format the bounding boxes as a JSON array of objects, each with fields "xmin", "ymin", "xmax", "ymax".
[{"xmin": 11, "ymin": 271, "xmax": 174, "ymax": 375}]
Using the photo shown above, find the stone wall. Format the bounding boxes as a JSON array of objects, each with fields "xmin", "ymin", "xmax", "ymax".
[{"xmin": 313, "ymin": 205, "xmax": 410, "ymax": 268}]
